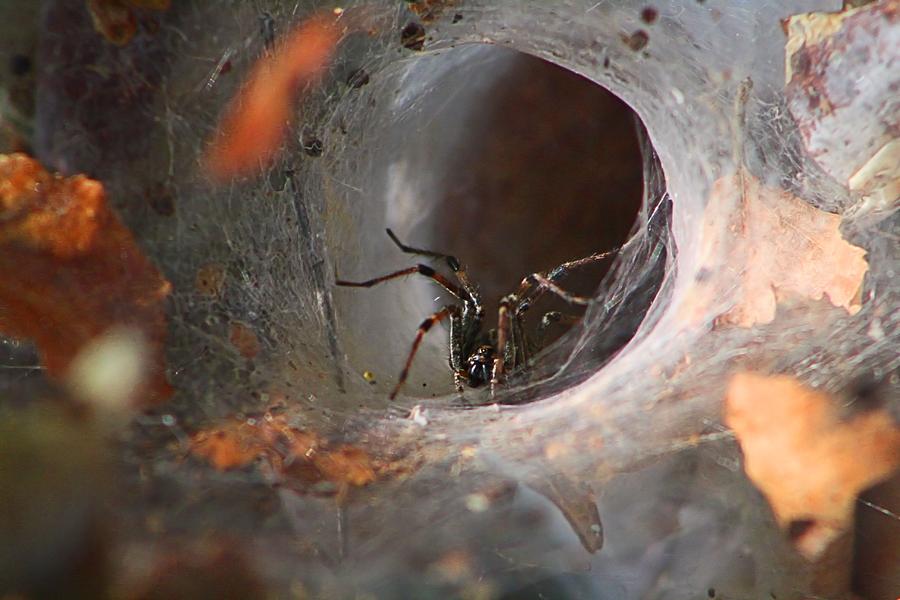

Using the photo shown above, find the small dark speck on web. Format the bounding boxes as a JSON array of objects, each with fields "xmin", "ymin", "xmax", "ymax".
[
  {"xmin": 641, "ymin": 7, "xmax": 659, "ymax": 24},
  {"xmin": 302, "ymin": 135, "xmax": 324, "ymax": 157},
  {"xmin": 452, "ymin": 13, "xmax": 463, "ymax": 24},
  {"xmin": 347, "ymin": 68, "xmax": 370, "ymax": 89},
  {"xmin": 621, "ymin": 30, "xmax": 649, "ymax": 51}
]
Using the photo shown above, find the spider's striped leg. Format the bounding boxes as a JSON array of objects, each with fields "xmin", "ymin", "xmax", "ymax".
[
  {"xmin": 385, "ymin": 229, "xmax": 482, "ymax": 309},
  {"xmin": 386, "ymin": 228, "xmax": 461, "ymax": 271},
  {"xmin": 336, "ymin": 264, "xmax": 464, "ymax": 298},
  {"xmin": 514, "ymin": 246, "xmax": 621, "ymax": 314},
  {"xmin": 530, "ymin": 274, "xmax": 592, "ymax": 306},
  {"xmin": 448, "ymin": 308, "xmax": 465, "ymax": 392},
  {"xmin": 491, "ymin": 295, "xmax": 517, "ymax": 392},
  {"xmin": 546, "ymin": 247, "xmax": 620, "ymax": 281},
  {"xmin": 389, "ymin": 305, "xmax": 460, "ymax": 400}
]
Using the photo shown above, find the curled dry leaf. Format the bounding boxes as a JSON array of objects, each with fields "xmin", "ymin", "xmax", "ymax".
[
  {"xmin": 683, "ymin": 172, "xmax": 868, "ymax": 327},
  {"xmin": 189, "ymin": 412, "xmax": 376, "ymax": 489},
  {"xmin": 725, "ymin": 372, "xmax": 900, "ymax": 559},
  {"xmin": 87, "ymin": 0, "xmax": 171, "ymax": 46},
  {"xmin": 407, "ymin": 0, "xmax": 458, "ymax": 24},
  {"xmin": 0, "ymin": 153, "xmax": 172, "ymax": 406}
]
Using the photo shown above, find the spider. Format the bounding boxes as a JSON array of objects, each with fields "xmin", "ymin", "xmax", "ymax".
[{"xmin": 336, "ymin": 229, "xmax": 619, "ymax": 400}]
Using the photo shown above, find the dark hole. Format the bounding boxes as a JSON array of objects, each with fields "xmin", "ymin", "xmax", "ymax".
[
  {"xmin": 427, "ymin": 51, "xmax": 646, "ymax": 323},
  {"xmin": 622, "ymin": 30, "xmax": 650, "ymax": 51},
  {"xmin": 400, "ymin": 21, "xmax": 426, "ymax": 51},
  {"xmin": 787, "ymin": 518, "xmax": 816, "ymax": 540},
  {"xmin": 641, "ymin": 7, "xmax": 659, "ymax": 24},
  {"xmin": 347, "ymin": 68, "xmax": 370, "ymax": 89},
  {"xmin": 10, "ymin": 53, "xmax": 32, "ymax": 76},
  {"xmin": 845, "ymin": 368, "xmax": 897, "ymax": 413}
]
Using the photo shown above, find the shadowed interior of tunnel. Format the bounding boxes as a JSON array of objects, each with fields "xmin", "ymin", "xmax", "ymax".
[{"xmin": 330, "ymin": 44, "xmax": 664, "ymax": 404}]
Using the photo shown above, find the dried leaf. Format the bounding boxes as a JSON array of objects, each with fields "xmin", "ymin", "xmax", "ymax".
[
  {"xmin": 684, "ymin": 173, "xmax": 868, "ymax": 327},
  {"xmin": 407, "ymin": 0, "xmax": 458, "ymax": 24},
  {"xmin": 189, "ymin": 413, "xmax": 377, "ymax": 489},
  {"xmin": 784, "ymin": 2, "xmax": 899, "ymax": 184},
  {"xmin": 312, "ymin": 446, "xmax": 376, "ymax": 487},
  {"xmin": 87, "ymin": 0, "xmax": 169, "ymax": 46},
  {"xmin": 228, "ymin": 321, "xmax": 261, "ymax": 359},
  {"xmin": 0, "ymin": 153, "xmax": 172, "ymax": 406},
  {"xmin": 195, "ymin": 263, "xmax": 226, "ymax": 297},
  {"xmin": 87, "ymin": 0, "xmax": 136, "ymax": 46},
  {"xmin": 725, "ymin": 373, "xmax": 900, "ymax": 559}
]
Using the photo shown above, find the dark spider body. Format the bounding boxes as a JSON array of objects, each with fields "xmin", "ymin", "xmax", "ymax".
[{"xmin": 336, "ymin": 229, "xmax": 617, "ymax": 400}]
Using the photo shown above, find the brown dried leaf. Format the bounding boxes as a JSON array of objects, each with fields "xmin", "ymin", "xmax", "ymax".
[
  {"xmin": 0, "ymin": 154, "xmax": 172, "ymax": 406},
  {"xmin": 87, "ymin": 0, "xmax": 170, "ymax": 46},
  {"xmin": 725, "ymin": 372, "xmax": 900, "ymax": 559},
  {"xmin": 784, "ymin": 2, "xmax": 899, "ymax": 183},
  {"xmin": 195, "ymin": 263, "xmax": 226, "ymax": 297},
  {"xmin": 228, "ymin": 321, "xmax": 261, "ymax": 359},
  {"xmin": 313, "ymin": 446, "xmax": 377, "ymax": 487},
  {"xmin": 407, "ymin": 0, "xmax": 458, "ymax": 24},
  {"xmin": 684, "ymin": 173, "xmax": 868, "ymax": 327},
  {"xmin": 189, "ymin": 413, "xmax": 377, "ymax": 489}
]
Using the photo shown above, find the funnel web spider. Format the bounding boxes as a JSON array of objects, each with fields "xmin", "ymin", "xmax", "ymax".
[{"xmin": 336, "ymin": 229, "xmax": 618, "ymax": 400}]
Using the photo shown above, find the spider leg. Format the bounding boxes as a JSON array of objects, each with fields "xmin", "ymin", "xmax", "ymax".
[
  {"xmin": 448, "ymin": 308, "xmax": 465, "ymax": 392},
  {"xmin": 390, "ymin": 305, "xmax": 460, "ymax": 400},
  {"xmin": 514, "ymin": 245, "xmax": 621, "ymax": 315},
  {"xmin": 385, "ymin": 229, "xmax": 482, "ymax": 308},
  {"xmin": 530, "ymin": 273, "xmax": 592, "ymax": 306},
  {"xmin": 546, "ymin": 247, "xmax": 621, "ymax": 281},
  {"xmin": 336, "ymin": 264, "xmax": 464, "ymax": 299},
  {"xmin": 534, "ymin": 311, "xmax": 580, "ymax": 349},
  {"xmin": 491, "ymin": 295, "xmax": 516, "ymax": 390},
  {"xmin": 386, "ymin": 228, "xmax": 462, "ymax": 273}
]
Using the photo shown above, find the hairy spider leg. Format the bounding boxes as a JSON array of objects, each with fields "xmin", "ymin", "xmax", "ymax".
[
  {"xmin": 515, "ymin": 246, "xmax": 621, "ymax": 316},
  {"xmin": 448, "ymin": 307, "xmax": 466, "ymax": 391},
  {"xmin": 491, "ymin": 295, "xmax": 515, "ymax": 388},
  {"xmin": 335, "ymin": 264, "xmax": 465, "ymax": 299},
  {"xmin": 383, "ymin": 228, "xmax": 487, "ymax": 381},
  {"xmin": 530, "ymin": 274, "xmax": 592, "ymax": 305},
  {"xmin": 390, "ymin": 304, "xmax": 461, "ymax": 400},
  {"xmin": 385, "ymin": 228, "xmax": 483, "ymax": 309},
  {"xmin": 386, "ymin": 228, "xmax": 462, "ymax": 273}
]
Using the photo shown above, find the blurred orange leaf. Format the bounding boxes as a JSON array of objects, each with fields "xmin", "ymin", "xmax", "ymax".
[
  {"xmin": 190, "ymin": 412, "xmax": 376, "ymax": 489},
  {"xmin": 725, "ymin": 372, "xmax": 900, "ymax": 558},
  {"xmin": 0, "ymin": 153, "xmax": 172, "ymax": 406},
  {"xmin": 204, "ymin": 11, "xmax": 346, "ymax": 180}
]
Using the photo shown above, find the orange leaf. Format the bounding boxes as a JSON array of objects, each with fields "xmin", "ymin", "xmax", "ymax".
[
  {"xmin": 189, "ymin": 412, "xmax": 377, "ymax": 490},
  {"xmin": 0, "ymin": 153, "xmax": 172, "ymax": 406},
  {"xmin": 725, "ymin": 372, "xmax": 900, "ymax": 558},
  {"xmin": 204, "ymin": 11, "xmax": 345, "ymax": 180},
  {"xmin": 683, "ymin": 173, "xmax": 868, "ymax": 327}
]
